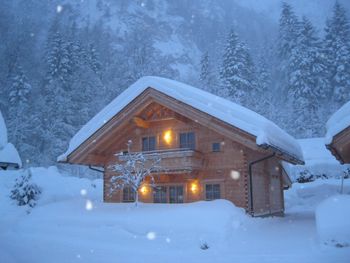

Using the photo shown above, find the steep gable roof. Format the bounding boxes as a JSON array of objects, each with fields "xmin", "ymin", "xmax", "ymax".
[{"xmin": 58, "ymin": 76, "xmax": 304, "ymax": 164}]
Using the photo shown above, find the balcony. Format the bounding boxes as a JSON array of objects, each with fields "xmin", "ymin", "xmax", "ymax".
[{"xmin": 119, "ymin": 148, "xmax": 204, "ymax": 173}]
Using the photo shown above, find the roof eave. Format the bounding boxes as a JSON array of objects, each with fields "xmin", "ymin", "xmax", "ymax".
[{"xmin": 258, "ymin": 143, "xmax": 304, "ymax": 165}]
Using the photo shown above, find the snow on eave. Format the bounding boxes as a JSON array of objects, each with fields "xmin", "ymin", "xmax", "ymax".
[
  {"xmin": 58, "ymin": 76, "xmax": 304, "ymax": 164},
  {"xmin": 0, "ymin": 143, "xmax": 22, "ymax": 168},
  {"xmin": 325, "ymin": 100, "xmax": 350, "ymax": 145}
]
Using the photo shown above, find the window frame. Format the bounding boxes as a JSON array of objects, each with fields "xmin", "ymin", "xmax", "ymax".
[
  {"xmin": 142, "ymin": 136, "xmax": 156, "ymax": 151},
  {"xmin": 179, "ymin": 132, "xmax": 195, "ymax": 150},
  {"xmin": 205, "ymin": 184, "xmax": 221, "ymax": 201},
  {"xmin": 212, "ymin": 142, "xmax": 221, "ymax": 152},
  {"xmin": 169, "ymin": 185, "xmax": 184, "ymax": 203},
  {"xmin": 153, "ymin": 186, "xmax": 168, "ymax": 203},
  {"xmin": 122, "ymin": 186, "xmax": 136, "ymax": 202}
]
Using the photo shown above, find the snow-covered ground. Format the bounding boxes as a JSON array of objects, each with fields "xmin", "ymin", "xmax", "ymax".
[
  {"xmin": 0, "ymin": 167, "xmax": 349, "ymax": 263},
  {"xmin": 284, "ymin": 137, "xmax": 350, "ymax": 181}
]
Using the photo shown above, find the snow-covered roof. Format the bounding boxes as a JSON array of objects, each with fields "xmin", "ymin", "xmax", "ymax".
[
  {"xmin": 0, "ymin": 143, "xmax": 22, "ymax": 168},
  {"xmin": 0, "ymin": 111, "xmax": 22, "ymax": 168},
  {"xmin": 0, "ymin": 111, "xmax": 7, "ymax": 148},
  {"xmin": 325, "ymin": 100, "xmax": 350, "ymax": 144},
  {"xmin": 58, "ymin": 76, "xmax": 304, "ymax": 163}
]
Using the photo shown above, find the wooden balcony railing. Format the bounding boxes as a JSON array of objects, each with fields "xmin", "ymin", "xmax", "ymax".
[{"xmin": 119, "ymin": 148, "xmax": 204, "ymax": 173}]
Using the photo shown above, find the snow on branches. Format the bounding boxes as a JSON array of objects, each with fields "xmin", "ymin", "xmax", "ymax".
[{"xmin": 109, "ymin": 140, "xmax": 161, "ymax": 206}]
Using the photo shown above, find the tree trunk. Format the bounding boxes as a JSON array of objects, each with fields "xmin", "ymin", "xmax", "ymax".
[{"xmin": 134, "ymin": 191, "xmax": 139, "ymax": 207}]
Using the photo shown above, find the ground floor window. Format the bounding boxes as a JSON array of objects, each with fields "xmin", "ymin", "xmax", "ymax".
[
  {"xmin": 122, "ymin": 186, "xmax": 136, "ymax": 202},
  {"xmin": 205, "ymin": 184, "xmax": 221, "ymax": 200},
  {"xmin": 169, "ymin": 185, "xmax": 184, "ymax": 203},
  {"xmin": 153, "ymin": 186, "xmax": 167, "ymax": 203}
]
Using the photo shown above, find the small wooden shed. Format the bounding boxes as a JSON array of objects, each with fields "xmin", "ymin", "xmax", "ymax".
[
  {"xmin": 59, "ymin": 77, "xmax": 304, "ymax": 216},
  {"xmin": 326, "ymin": 101, "xmax": 350, "ymax": 164}
]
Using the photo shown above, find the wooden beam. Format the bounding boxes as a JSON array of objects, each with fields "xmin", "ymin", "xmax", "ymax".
[{"xmin": 133, "ymin": 116, "xmax": 150, "ymax": 128}]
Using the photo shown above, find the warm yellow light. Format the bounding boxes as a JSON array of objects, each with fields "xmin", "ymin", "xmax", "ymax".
[
  {"xmin": 191, "ymin": 182, "xmax": 198, "ymax": 193},
  {"xmin": 163, "ymin": 130, "xmax": 172, "ymax": 144},
  {"xmin": 140, "ymin": 185, "xmax": 148, "ymax": 194}
]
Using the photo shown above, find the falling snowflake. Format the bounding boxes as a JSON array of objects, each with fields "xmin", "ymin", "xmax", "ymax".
[
  {"xmin": 56, "ymin": 5, "xmax": 63, "ymax": 13},
  {"xmin": 140, "ymin": 2, "xmax": 145, "ymax": 7},
  {"xmin": 80, "ymin": 189, "xmax": 87, "ymax": 196},
  {"xmin": 85, "ymin": 200, "xmax": 93, "ymax": 211},
  {"xmin": 230, "ymin": 170, "xmax": 240, "ymax": 180},
  {"xmin": 146, "ymin": 231, "xmax": 156, "ymax": 240},
  {"xmin": 165, "ymin": 237, "xmax": 171, "ymax": 243}
]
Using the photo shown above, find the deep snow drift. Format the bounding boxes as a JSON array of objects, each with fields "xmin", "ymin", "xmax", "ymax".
[{"xmin": 0, "ymin": 167, "xmax": 349, "ymax": 263}]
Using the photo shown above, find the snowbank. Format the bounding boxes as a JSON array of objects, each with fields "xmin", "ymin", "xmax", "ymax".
[
  {"xmin": 28, "ymin": 166, "xmax": 103, "ymax": 205},
  {"xmin": 0, "ymin": 143, "xmax": 22, "ymax": 168},
  {"xmin": 316, "ymin": 195, "xmax": 350, "ymax": 247},
  {"xmin": 58, "ymin": 76, "xmax": 303, "ymax": 163},
  {"xmin": 325, "ymin": 100, "xmax": 350, "ymax": 144},
  {"xmin": 284, "ymin": 138, "xmax": 349, "ymax": 181},
  {"xmin": 284, "ymin": 178, "xmax": 350, "ymax": 212},
  {"xmin": 1, "ymin": 169, "xmax": 350, "ymax": 263}
]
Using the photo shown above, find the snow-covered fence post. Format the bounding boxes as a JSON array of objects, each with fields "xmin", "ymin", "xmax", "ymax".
[{"xmin": 109, "ymin": 140, "xmax": 161, "ymax": 207}]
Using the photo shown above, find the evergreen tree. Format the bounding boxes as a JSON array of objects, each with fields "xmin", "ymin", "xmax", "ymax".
[
  {"xmin": 7, "ymin": 63, "xmax": 31, "ymax": 145},
  {"xmin": 199, "ymin": 51, "xmax": 216, "ymax": 92},
  {"xmin": 220, "ymin": 29, "xmax": 256, "ymax": 106},
  {"xmin": 289, "ymin": 17, "xmax": 329, "ymax": 136},
  {"xmin": 277, "ymin": 2, "xmax": 300, "ymax": 98},
  {"xmin": 324, "ymin": 1, "xmax": 350, "ymax": 107}
]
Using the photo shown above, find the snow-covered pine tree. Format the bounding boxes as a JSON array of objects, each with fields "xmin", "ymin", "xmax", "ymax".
[
  {"xmin": 41, "ymin": 21, "xmax": 75, "ymax": 164},
  {"xmin": 199, "ymin": 51, "xmax": 220, "ymax": 94},
  {"xmin": 5, "ymin": 62, "xmax": 40, "ymax": 164},
  {"xmin": 276, "ymin": 2, "xmax": 301, "ymax": 136},
  {"xmin": 10, "ymin": 169, "xmax": 41, "ymax": 208},
  {"xmin": 255, "ymin": 49, "xmax": 274, "ymax": 119},
  {"xmin": 86, "ymin": 43, "xmax": 102, "ymax": 77},
  {"xmin": 219, "ymin": 29, "xmax": 256, "ymax": 106},
  {"xmin": 7, "ymin": 63, "xmax": 31, "ymax": 143},
  {"xmin": 278, "ymin": 2, "xmax": 300, "ymax": 62},
  {"xmin": 290, "ymin": 17, "xmax": 328, "ymax": 137},
  {"xmin": 323, "ymin": 1, "xmax": 350, "ymax": 108},
  {"xmin": 199, "ymin": 51, "xmax": 210, "ymax": 89}
]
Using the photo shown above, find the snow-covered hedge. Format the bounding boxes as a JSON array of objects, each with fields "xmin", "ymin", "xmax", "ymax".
[{"xmin": 315, "ymin": 195, "xmax": 350, "ymax": 247}]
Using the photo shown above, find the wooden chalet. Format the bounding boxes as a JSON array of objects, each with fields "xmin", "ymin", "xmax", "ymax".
[
  {"xmin": 59, "ymin": 77, "xmax": 304, "ymax": 216},
  {"xmin": 325, "ymin": 101, "xmax": 350, "ymax": 164}
]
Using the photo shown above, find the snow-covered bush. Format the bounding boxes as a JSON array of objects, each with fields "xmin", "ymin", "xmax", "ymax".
[
  {"xmin": 10, "ymin": 169, "xmax": 41, "ymax": 207},
  {"xmin": 296, "ymin": 169, "xmax": 328, "ymax": 183},
  {"xmin": 315, "ymin": 195, "xmax": 350, "ymax": 247}
]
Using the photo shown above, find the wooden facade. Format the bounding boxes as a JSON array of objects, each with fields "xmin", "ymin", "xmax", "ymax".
[
  {"xmin": 326, "ymin": 126, "xmax": 350, "ymax": 164},
  {"xmin": 62, "ymin": 88, "xmax": 301, "ymax": 216}
]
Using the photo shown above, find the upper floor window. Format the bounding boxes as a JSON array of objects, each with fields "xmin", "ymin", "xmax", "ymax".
[
  {"xmin": 179, "ymin": 132, "xmax": 195, "ymax": 150},
  {"xmin": 212, "ymin": 142, "xmax": 221, "ymax": 152},
  {"xmin": 142, "ymin": 136, "xmax": 156, "ymax": 151}
]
